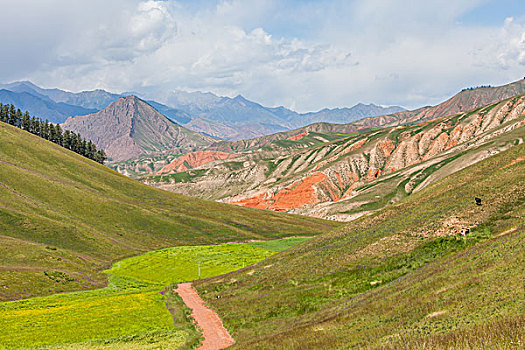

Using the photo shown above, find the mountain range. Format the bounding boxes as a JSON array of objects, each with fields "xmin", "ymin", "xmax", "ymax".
[
  {"xmin": 3, "ymin": 79, "xmax": 525, "ymax": 218},
  {"xmin": 123, "ymin": 79, "xmax": 525, "ymax": 221},
  {"xmin": 0, "ymin": 81, "xmax": 404, "ymax": 141},
  {"xmin": 206, "ymin": 78, "xmax": 525, "ymax": 153},
  {"xmin": 137, "ymin": 89, "xmax": 405, "ymax": 140},
  {"xmin": 0, "ymin": 88, "xmax": 96, "ymax": 124},
  {"xmin": 0, "ymin": 120, "xmax": 336, "ymax": 301}
]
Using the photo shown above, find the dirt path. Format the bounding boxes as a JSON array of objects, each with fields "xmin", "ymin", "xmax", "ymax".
[{"xmin": 176, "ymin": 282, "xmax": 235, "ymax": 350}]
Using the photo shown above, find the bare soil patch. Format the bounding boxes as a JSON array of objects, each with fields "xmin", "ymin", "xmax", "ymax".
[{"xmin": 176, "ymin": 283, "xmax": 235, "ymax": 350}]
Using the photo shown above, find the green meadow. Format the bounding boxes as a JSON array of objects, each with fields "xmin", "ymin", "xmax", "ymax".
[
  {"xmin": 0, "ymin": 238, "xmax": 308, "ymax": 349},
  {"xmin": 106, "ymin": 238, "xmax": 309, "ymax": 285}
]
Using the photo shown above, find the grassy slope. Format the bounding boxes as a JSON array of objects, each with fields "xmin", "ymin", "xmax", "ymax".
[
  {"xmin": 0, "ymin": 238, "xmax": 306, "ymax": 349},
  {"xmin": 328, "ymin": 118, "xmax": 525, "ymax": 217},
  {"xmin": 195, "ymin": 143, "xmax": 525, "ymax": 349},
  {"xmin": 0, "ymin": 121, "xmax": 340, "ymax": 301},
  {"xmin": 0, "ymin": 287, "xmax": 191, "ymax": 349}
]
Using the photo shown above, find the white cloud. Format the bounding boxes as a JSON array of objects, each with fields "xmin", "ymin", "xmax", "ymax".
[
  {"xmin": 0, "ymin": 0, "xmax": 524, "ymax": 112},
  {"xmin": 497, "ymin": 17, "xmax": 525, "ymax": 67}
]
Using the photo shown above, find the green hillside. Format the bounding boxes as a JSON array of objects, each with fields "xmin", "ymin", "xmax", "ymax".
[
  {"xmin": 195, "ymin": 142, "xmax": 525, "ymax": 349},
  {"xmin": 0, "ymin": 121, "xmax": 340, "ymax": 301}
]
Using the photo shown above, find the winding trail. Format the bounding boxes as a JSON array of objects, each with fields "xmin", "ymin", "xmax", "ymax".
[{"xmin": 176, "ymin": 283, "xmax": 235, "ymax": 350}]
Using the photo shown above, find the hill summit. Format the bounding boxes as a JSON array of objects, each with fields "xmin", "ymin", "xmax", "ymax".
[{"xmin": 62, "ymin": 96, "xmax": 214, "ymax": 161}]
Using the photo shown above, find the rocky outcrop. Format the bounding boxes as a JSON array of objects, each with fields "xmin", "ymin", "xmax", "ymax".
[
  {"xmin": 183, "ymin": 117, "xmax": 238, "ymax": 140},
  {"xmin": 228, "ymin": 172, "xmax": 341, "ymax": 211},
  {"xmin": 156, "ymin": 151, "xmax": 239, "ymax": 175},
  {"xmin": 286, "ymin": 131, "xmax": 308, "ymax": 141}
]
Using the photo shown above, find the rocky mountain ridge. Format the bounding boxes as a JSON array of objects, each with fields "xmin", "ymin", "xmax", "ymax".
[
  {"xmin": 1, "ymin": 81, "xmax": 405, "ymax": 140},
  {"xmin": 141, "ymin": 89, "xmax": 405, "ymax": 140},
  {"xmin": 148, "ymin": 93, "xmax": 525, "ymax": 220},
  {"xmin": 0, "ymin": 80, "xmax": 120, "ymax": 110},
  {"xmin": 62, "ymin": 96, "xmax": 214, "ymax": 162},
  {"xmin": 206, "ymin": 79, "xmax": 525, "ymax": 153},
  {"xmin": 0, "ymin": 89, "xmax": 96, "ymax": 123}
]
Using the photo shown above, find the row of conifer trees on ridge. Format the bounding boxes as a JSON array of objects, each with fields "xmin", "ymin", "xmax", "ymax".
[{"xmin": 0, "ymin": 103, "xmax": 106, "ymax": 164}]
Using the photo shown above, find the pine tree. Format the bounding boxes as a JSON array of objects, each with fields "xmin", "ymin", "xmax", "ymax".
[
  {"xmin": 0, "ymin": 103, "xmax": 6, "ymax": 122},
  {"xmin": 8, "ymin": 105, "xmax": 16, "ymax": 125},
  {"xmin": 63, "ymin": 130, "xmax": 72, "ymax": 149},
  {"xmin": 55, "ymin": 124, "xmax": 63, "ymax": 146},
  {"xmin": 42, "ymin": 120, "xmax": 50, "ymax": 140},
  {"xmin": 49, "ymin": 124, "xmax": 57, "ymax": 143},
  {"xmin": 21, "ymin": 112, "xmax": 31, "ymax": 131},
  {"xmin": 74, "ymin": 133, "xmax": 82, "ymax": 153},
  {"xmin": 15, "ymin": 109, "xmax": 22, "ymax": 128},
  {"xmin": 95, "ymin": 149, "xmax": 107, "ymax": 164}
]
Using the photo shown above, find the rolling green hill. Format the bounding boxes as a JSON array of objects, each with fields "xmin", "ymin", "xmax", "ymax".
[
  {"xmin": 195, "ymin": 142, "xmax": 525, "ymax": 349},
  {"xmin": 0, "ymin": 121, "xmax": 340, "ymax": 301}
]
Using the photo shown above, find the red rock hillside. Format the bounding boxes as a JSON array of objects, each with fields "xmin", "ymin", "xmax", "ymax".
[{"xmin": 156, "ymin": 151, "xmax": 239, "ymax": 175}]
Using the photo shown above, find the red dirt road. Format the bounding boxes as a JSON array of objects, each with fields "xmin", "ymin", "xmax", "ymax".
[{"xmin": 176, "ymin": 282, "xmax": 235, "ymax": 350}]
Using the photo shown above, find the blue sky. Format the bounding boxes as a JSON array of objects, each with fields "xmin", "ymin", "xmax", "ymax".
[
  {"xmin": 459, "ymin": 0, "xmax": 524, "ymax": 25},
  {"xmin": 0, "ymin": 0, "xmax": 524, "ymax": 112}
]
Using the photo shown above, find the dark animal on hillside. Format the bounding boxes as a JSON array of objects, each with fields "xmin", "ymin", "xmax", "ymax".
[{"xmin": 475, "ymin": 197, "xmax": 482, "ymax": 206}]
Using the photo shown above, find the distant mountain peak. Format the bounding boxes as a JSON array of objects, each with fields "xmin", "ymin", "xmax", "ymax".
[
  {"xmin": 8, "ymin": 80, "xmax": 39, "ymax": 88},
  {"xmin": 62, "ymin": 95, "xmax": 214, "ymax": 161},
  {"xmin": 123, "ymin": 95, "xmax": 141, "ymax": 103},
  {"xmin": 233, "ymin": 94, "xmax": 248, "ymax": 101}
]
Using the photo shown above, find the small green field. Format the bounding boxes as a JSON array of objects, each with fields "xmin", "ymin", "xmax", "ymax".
[
  {"xmin": 0, "ymin": 288, "xmax": 189, "ymax": 350},
  {"xmin": 0, "ymin": 238, "xmax": 308, "ymax": 349},
  {"xmin": 107, "ymin": 238, "xmax": 309, "ymax": 285}
]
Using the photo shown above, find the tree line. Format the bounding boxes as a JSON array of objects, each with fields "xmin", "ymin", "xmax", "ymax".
[
  {"xmin": 461, "ymin": 85, "xmax": 492, "ymax": 92},
  {"xmin": 0, "ymin": 103, "xmax": 106, "ymax": 163}
]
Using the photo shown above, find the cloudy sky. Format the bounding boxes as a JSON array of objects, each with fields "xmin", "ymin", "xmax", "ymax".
[{"xmin": 1, "ymin": 0, "xmax": 524, "ymax": 112}]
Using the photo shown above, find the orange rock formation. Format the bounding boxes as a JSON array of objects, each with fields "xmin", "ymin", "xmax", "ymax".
[
  {"xmin": 229, "ymin": 172, "xmax": 339, "ymax": 211},
  {"xmin": 286, "ymin": 131, "xmax": 308, "ymax": 141},
  {"xmin": 156, "ymin": 151, "xmax": 238, "ymax": 175}
]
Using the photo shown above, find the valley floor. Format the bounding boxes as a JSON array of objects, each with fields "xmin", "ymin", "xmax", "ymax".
[{"xmin": 0, "ymin": 238, "xmax": 308, "ymax": 349}]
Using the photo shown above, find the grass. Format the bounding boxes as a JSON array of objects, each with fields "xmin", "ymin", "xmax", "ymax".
[
  {"xmin": 194, "ymin": 143, "xmax": 525, "ymax": 349},
  {"xmin": 0, "ymin": 238, "xmax": 308, "ymax": 349},
  {"xmin": 144, "ymin": 169, "xmax": 207, "ymax": 184},
  {"xmin": 248, "ymin": 237, "xmax": 310, "ymax": 252},
  {"xmin": 0, "ymin": 121, "xmax": 340, "ymax": 301},
  {"xmin": 0, "ymin": 288, "xmax": 185, "ymax": 349},
  {"xmin": 106, "ymin": 238, "xmax": 309, "ymax": 285},
  {"xmin": 267, "ymin": 131, "xmax": 352, "ymax": 150}
]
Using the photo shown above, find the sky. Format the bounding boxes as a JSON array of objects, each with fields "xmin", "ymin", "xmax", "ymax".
[{"xmin": 0, "ymin": 0, "xmax": 524, "ymax": 112}]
